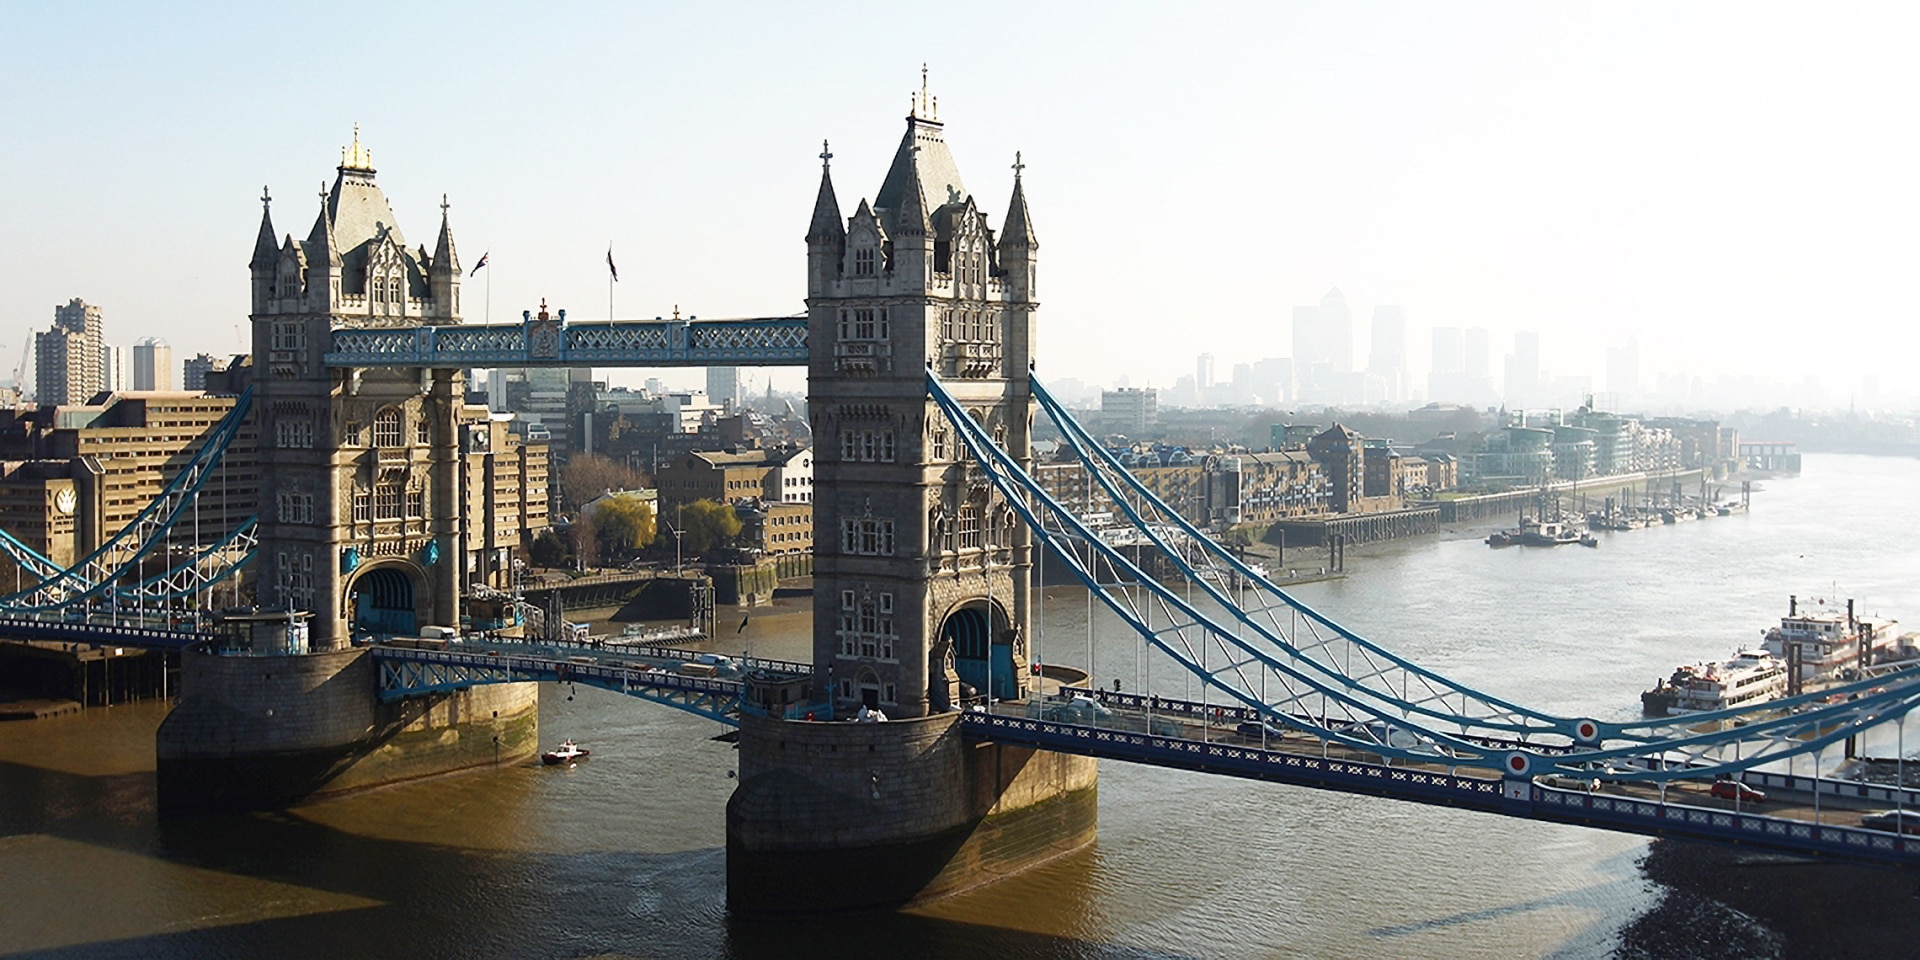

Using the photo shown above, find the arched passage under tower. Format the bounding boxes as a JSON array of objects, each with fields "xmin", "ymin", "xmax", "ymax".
[
  {"xmin": 348, "ymin": 564, "xmax": 422, "ymax": 637},
  {"xmin": 939, "ymin": 598, "xmax": 1015, "ymax": 702}
]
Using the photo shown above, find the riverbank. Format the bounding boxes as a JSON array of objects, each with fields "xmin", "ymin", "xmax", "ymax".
[{"xmin": 1621, "ymin": 839, "xmax": 1920, "ymax": 959}]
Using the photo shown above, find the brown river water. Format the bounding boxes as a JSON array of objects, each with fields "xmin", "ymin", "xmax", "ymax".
[{"xmin": 3, "ymin": 453, "xmax": 1918, "ymax": 959}]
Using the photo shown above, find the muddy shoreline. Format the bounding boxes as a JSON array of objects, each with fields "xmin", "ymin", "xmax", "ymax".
[{"xmin": 1620, "ymin": 839, "xmax": 1920, "ymax": 959}]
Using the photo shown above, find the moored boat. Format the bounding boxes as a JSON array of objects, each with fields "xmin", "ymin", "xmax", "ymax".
[
  {"xmin": 1642, "ymin": 649, "xmax": 1788, "ymax": 716},
  {"xmin": 1759, "ymin": 595, "xmax": 1904, "ymax": 683}
]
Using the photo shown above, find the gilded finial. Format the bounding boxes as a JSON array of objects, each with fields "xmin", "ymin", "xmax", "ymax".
[
  {"xmin": 820, "ymin": 139, "xmax": 832, "ymax": 168},
  {"xmin": 673, "ymin": 304, "xmax": 681, "ymax": 321},
  {"xmin": 1012, "ymin": 151, "xmax": 1025, "ymax": 180},
  {"xmin": 441, "ymin": 193, "xmax": 449, "ymax": 216},
  {"xmin": 342, "ymin": 123, "xmax": 374, "ymax": 170},
  {"xmin": 261, "ymin": 185, "xmax": 271, "ymax": 206}
]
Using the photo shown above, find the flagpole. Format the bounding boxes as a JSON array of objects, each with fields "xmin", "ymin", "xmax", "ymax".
[
  {"xmin": 485, "ymin": 259, "xmax": 492, "ymax": 323},
  {"xmin": 608, "ymin": 243, "xmax": 615, "ymax": 321}
]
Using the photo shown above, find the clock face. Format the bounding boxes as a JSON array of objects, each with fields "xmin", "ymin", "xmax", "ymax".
[{"xmin": 54, "ymin": 488, "xmax": 75, "ymax": 515}]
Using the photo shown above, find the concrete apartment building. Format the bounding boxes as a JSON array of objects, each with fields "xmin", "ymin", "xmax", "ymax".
[{"xmin": 36, "ymin": 298, "xmax": 104, "ymax": 406}]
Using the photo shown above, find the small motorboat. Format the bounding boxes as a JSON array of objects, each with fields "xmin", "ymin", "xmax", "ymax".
[{"xmin": 542, "ymin": 739, "xmax": 590, "ymax": 765}]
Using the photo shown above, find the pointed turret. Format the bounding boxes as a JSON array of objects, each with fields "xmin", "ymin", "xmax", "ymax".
[
  {"xmin": 250, "ymin": 187, "xmax": 279, "ymax": 314},
  {"xmin": 251, "ymin": 188, "xmax": 279, "ymax": 269},
  {"xmin": 429, "ymin": 195, "xmax": 462, "ymax": 322},
  {"xmin": 1000, "ymin": 153, "xmax": 1036, "ymax": 251},
  {"xmin": 807, "ymin": 141, "xmax": 845, "ymax": 244},
  {"xmin": 806, "ymin": 141, "xmax": 846, "ymax": 297},
  {"xmin": 998, "ymin": 152, "xmax": 1038, "ymax": 308},
  {"xmin": 432, "ymin": 196, "xmax": 460, "ymax": 276},
  {"xmin": 303, "ymin": 183, "xmax": 342, "ymax": 311}
]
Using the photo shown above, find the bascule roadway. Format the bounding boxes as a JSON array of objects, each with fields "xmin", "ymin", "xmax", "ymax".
[{"xmin": 969, "ymin": 688, "xmax": 1920, "ymax": 866}]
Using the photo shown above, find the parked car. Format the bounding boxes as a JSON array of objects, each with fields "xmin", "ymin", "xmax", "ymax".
[
  {"xmin": 1534, "ymin": 773, "xmax": 1600, "ymax": 793},
  {"xmin": 1859, "ymin": 809, "xmax": 1920, "ymax": 834},
  {"xmin": 1708, "ymin": 779, "xmax": 1767, "ymax": 803}
]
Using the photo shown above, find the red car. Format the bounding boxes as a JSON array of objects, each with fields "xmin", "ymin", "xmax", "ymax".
[{"xmin": 1709, "ymin": 780, "xmax": 1767, "ymax": 803}]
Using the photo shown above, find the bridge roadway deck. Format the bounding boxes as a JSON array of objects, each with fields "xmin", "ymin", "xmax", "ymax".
[
  {"xmin": 369, "ymin": 640, "xmax": 814, "ymax": 722},
  {"xmin": 15, "ymin": 613, "xmax": 1918, "ymax": 864},
  {"xmin": 0, "ymin": 615, "xmax": 201, "ymax": 650},
  {"xmin": 965, "ymin": 691, "xmax": 1920, "ymax": 868}
]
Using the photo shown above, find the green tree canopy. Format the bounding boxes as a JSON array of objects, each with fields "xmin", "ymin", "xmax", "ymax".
[
  {"xmin": 674, "ymin": 499, "xmax": 742, "ymax": 555},
  {"xmin": 595, "ymin": 497, "xmax": 657, "ymax": 554},
  {"xmin": 528, "ymin": 529, "xmax": 567, "ymax": 568}
]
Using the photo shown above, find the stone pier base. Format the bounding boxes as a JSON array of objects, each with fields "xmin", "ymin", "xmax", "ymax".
[
  {"xmin": 156, "ymin": 647, "xmax": 538, "ymax": 811},
  {"xmin": 726, "ymin": 712, "xmax": 1097, "ymax": 913}
]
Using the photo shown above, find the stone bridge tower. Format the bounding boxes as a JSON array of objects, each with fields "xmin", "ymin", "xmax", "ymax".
[
  {"xmin": 730, "ymin": 91, "xmax": 1093, "ymax": 916},
  {"xmin": 247, "ymin": 130, "xmax": 467, "ymax": 649},
  {"xmin": 805, "ymin": 91, "xmax": 1040, "ymax": 719}
]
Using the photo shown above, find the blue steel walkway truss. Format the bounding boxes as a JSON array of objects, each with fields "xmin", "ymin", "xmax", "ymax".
[
  {"xmin": 324, "ymin": 316, "xmax": 808, "ymax": 369},
  {"xmin": 372, "ymin": 645, "xmax": 813, "ymax": 725}
]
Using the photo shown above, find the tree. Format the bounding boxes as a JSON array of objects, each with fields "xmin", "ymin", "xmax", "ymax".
[
  {"xmin": 529, "ymin": 530, "xmax": 567, "ymax": 568},
  {"xmin": 569, "ymin": 514, "xmax": 601, "ymax": 570},
  {"xmin": 675, "ymin": 499, "xmax": 742, "ymax": 555},
  {"xmin": 595, "ymin": 497, "xmax": 657, "ymax": 557},
  {"xmin": 557, "ymin": 453, "xmax": 648, "ymax": 512}
]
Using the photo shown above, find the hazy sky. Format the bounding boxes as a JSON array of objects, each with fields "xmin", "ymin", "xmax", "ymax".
[{"xmin": 3, "ymin": 3, "xmax": 1915, "ymax": 403}]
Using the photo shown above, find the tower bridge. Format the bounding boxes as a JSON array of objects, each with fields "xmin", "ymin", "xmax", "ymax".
[{"xmin": 6, "ymin": 100, "xmax": 1920, "ymax": 914}]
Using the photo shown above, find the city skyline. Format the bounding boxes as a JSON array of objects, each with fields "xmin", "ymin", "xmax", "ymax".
[{"xmin": 3, "ymin": 4, "xmax": 1917, "ymax": 407}]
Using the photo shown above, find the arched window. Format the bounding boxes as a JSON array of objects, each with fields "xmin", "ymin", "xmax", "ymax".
[{"xmin": 373, "ymin": 408, "xmax": 402, "ymax": 447}]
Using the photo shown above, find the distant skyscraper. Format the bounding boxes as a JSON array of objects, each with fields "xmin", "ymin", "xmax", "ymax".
[
  {"xmin": 1605, "ymin": 338, "xmax": 1640, "ymax": 403},
  {"xmin": 707, "ymin": 365, "xmax": 741, "ymax": 410},
  {"xmin": 1504, "ymin": 331, "xmax": 1541, "ymax": 408},
  {"xmin": 102, "ymin": 344, "xmax": 126, "ymax": 393},
  {"xmin": 1430, "ymin": 327, "xmax": 1462, "ymax": 375},
  {"xmin": 1293, "ymin": 288, "xmax": 1355, "ymax": 403},
  {"xmin": 182, "ymin": 352, "xmax": 221, "ymax": 390},
  {"xmin": 1367, "ymin": 306, "xmax": 1407, "ymax": 402},
  {"xmin": 132, "ymin": 337, "xmax": 173, "ymax": 391},
  {"xmin": 35, "ymin": 298, "xmax": 104, "ymax": 405},
  {"xmin": 1292, "ymin": 288, "xmax": 1353, "ymax": 373},
  {"xmin": 1195, "ymin": 353, "xmax": 1215, "ymax": 391},
  {"xmin": 1463, "ymin": 328, "xmax": 1490, "ymax": 380}
]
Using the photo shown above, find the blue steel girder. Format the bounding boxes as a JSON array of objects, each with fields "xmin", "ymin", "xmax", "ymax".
[
  {"xmin": 371, "ymin": 647, "xmax": 756, "ymax": 725},
  {"xmin": 961, "ymin": 711, "xmax": 1920, "ymax": 869},
  {"xmin": 323, "ymin": 317, "xmax": 808, "ymax": 369},
  {"xmin": 929, "ymin": 371, "xmax": 1920, "ymax": 782}
]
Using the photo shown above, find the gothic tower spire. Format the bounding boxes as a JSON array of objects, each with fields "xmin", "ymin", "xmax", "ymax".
[
  {"xmin": 304, "ymin": 182, "xmax": 342, "ymax": 311},
  {"xmin": 807, "ymin": 141, "xmax": 846, "ymax": 297},
  {"xmin": 250, "ymin": 187, "xmax": 279, "ymax": 314},
  {"xmin": 429, "ymin": 194, "xmax": 462, "ymax": 321}
]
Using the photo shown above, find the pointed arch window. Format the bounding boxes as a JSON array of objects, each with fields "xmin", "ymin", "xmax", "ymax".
[{"xmin": 373, "ymin": 408, "xmax": 402, "ymax": 448}]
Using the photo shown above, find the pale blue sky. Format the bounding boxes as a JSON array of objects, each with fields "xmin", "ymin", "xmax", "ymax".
[{"xmin": 2, "ymin": 2, "xmax": 1915, "ymax": 405}]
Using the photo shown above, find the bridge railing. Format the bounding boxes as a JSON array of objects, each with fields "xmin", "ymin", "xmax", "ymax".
[{"xmin": 965, "ymin": 707, "xmax": 1920, "ymax": 867}]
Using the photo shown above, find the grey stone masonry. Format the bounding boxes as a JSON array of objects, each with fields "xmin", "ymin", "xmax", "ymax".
[{"xmin": 805, "ymin": 103, "xmax": 1040, "ymax": 719}]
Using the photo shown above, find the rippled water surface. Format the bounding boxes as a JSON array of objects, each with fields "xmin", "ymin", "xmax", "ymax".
[{"xmin": 2, "ymin": 454, "xmax": 1916, "ymax": 959}]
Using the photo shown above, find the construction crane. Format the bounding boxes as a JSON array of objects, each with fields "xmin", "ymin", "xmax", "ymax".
[{"xmin": 9, "ymin": 337, "xmax": 28, "ymax": 400}]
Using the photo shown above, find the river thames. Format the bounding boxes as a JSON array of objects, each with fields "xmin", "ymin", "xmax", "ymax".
[{"xmin": 3, "ymin": 453, "xmax": 1918, "ymax": 959}]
